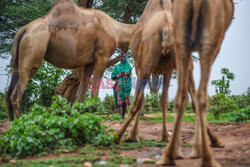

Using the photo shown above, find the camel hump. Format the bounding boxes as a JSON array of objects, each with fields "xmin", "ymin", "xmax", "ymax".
[{"xmin": 48, "ymin": 0, "xmax": 78, "ymax": 18}]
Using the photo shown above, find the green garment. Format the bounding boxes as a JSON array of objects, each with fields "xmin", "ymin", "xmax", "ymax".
[{"xmin": 111, "ymin": 57, "xmax": 132, "ymax": 107}]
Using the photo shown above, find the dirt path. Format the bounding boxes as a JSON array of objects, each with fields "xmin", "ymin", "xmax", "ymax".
[{"xmin": 106, "ymin": 121, "xmax": 250, "ymax": 167}]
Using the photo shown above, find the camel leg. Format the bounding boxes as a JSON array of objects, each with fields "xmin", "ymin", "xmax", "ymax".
[
  {"xmin": 187, "ymin": 66, "xmax": 202, "ymax": 159},
  {"xmin": 160, "ymin": 72, "xmax": 173, "ymax": 142},
  {"xmin": 117, "ymin": 71, "xmax": 150, "ymax": 140},
  {"xmin": 90, "ymin": 57, "xmax": 108, "ymax": 98},
  {"xmin": 125, "ymin": 109, "xmax": 142, "ymax": 142},
  {"xmin": 76, "ymin": 63, "xmax": 95, "ymax": 102},
  {"xmin": 196, "ymin": 43, "xmax": 221, "ymax": 167},
  {"xmin": 188, "ymin": 66, "xmax": 224, "ymax": 159},
  {"xmin": 6, "ymin": 30, "xmax": 49, "ymax": 120},
  {"xmin": 156, "ymin": 44, "xmax": 190, "ymax": 165}
]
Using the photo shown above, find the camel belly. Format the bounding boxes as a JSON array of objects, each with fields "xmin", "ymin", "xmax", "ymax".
[{"xmin": 45, "ymin": 30, "xmax": 96, "ymax": 69}]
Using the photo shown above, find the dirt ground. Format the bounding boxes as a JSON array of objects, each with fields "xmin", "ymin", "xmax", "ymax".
[
  {"xmin": 0, "ymin": 121, "xmax": 249, "ymax": 167},
  {"xmin": 106, "ymin": 121, "xmax": 250, "ymax": 167}
]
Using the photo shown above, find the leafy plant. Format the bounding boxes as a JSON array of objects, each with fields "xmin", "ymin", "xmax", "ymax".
[
  {"xmin": 143, "ymin": 93, "xmax": 161, "ymax": 113},
  {"xmin": 209, "ymin": 93, "xmax": 239, "ymax": 119},
  {"xmin": 102, "ymin": 94, "xmax": 117, "ymax": 113},
  {"xmin": 230, "ymin": 93, "xmax": 250, "ymax": 108},
  {"xmin": 21, "ymin": 62, "xmax": 70, "ymax": 113},
  {"xmin": 211, "ymin": 68, "xmax": 236, "ymax": 95},
  {"xmin": 227, "ymin": 105, "xmax": 250, "ymax": 122},
  {"xmin": 0, "ymin": 91, "xmax": 8, "ymax": 120},
  {"xmin": 0, "ymin": 96, "xmax": 118, "ymax": 157}
]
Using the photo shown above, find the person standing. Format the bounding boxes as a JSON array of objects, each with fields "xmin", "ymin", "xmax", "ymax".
[{"xmin": 111, "ymin": 52, "xmax": 132, "ymax": 121}]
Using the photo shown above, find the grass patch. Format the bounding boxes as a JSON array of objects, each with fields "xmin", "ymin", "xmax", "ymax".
[
  {"xmin": 141, "ymin": 113, "xmax": 231, "ymax": 123},
  {"xmin": 119, "ymin": 140, "xmax": 167, "ymax": 150}
]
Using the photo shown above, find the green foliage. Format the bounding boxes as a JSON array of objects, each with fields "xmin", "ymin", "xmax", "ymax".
[
  {"xmin": 103, "ymin": 113, "xmax": 122, "ymax": 121},
  {"xmin": 101, "ymin": 94, "xmax": 117, "ymax": 113},
  {"xmin": 185, "ymin": 102, "xmax": 194, "ymax": 113},
  {"xmin": 0, "ymin": 0, "xmax": 53, "ymax": 57},
  {"xmin": 209, "ymin": 93, "xmax": 239, "ymax": 119},
  {"xmin": 21, "ymin": 62, "xmax": 70, "ymax": 113},
  {"xmin": 230, "ymin": 93, "xmax": 250, "ymax": 108},
  {"xmin": 96, "ymin": 0, "xmax": 147, "ymax": 23},
  {"xmin": 227, "ymin": 105, "xmax": 250, "ymax": 122},
  {"xmin": 211, "ymin": 68, "xmax": 236, "ymax": 95},
  {"xmin": 167, "ymin": 99, "xmax": 175, "ymax": 113},
  {"xmin": 0, "ymin": 91, "xmax": 8, "ymax": 120},
  {"xmin": 119, "ymin": 140, "xmax": 167, "ymax": 150},
  {"xmin": 0, "ymin": 96, "xmax": 118, "ymax": 157},
  {"xmin": 143, "ymin": 93, "xmax": 161, "ymax": 113}
]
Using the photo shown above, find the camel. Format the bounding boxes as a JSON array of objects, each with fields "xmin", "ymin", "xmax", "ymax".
[
  {"xmin": 116, "ymin": 0, "xmax": 224, "ymax": 160},
  {"xmin": 156, "ymin": 0, "xmax": 234, "ymax": 167},
  {"xmin": 5, "ymin": 0, "xmax": 134, "ymax": 120}
]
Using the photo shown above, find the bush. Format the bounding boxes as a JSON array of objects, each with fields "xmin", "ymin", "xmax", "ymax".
[
  {"xmin": 21, "ymin": 62, "xmax": 70, "ymax": 113},
  {"xmin": 82, "ymin": 97, "xmax": 105, "ymax": 113},
  {"xmin": 209, "ymin": 93, "xmax": 239, "ymax": 119},
  {"xmin": 0, "ymin": 96, "xmax": 118, "ymax": 157},
  {"xmin": 227, "ymin": 105, "xmax": 250, "ymax": 122},
  {"xmin": 0, "ymin": 91, "xmax": 8, "ymax": 120},
  {"xmin": 230, "ymin": 93, "xmax": 250, "ymax": 109},
  {"xmin": 143, "ymin": 93, "xmax": 161, "ymax": 113},
  {"xmin": 102, "ymin": 94, "xmax": 117, "ymax": 113}
]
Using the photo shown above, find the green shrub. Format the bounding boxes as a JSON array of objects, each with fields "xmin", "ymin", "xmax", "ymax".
[
  {"xmin": 167, "ymin": 99, "xmax": 175, "ymax": 113},
  {"xmin": 143, "ymin": 93, "xmax": 161, "ymax": 113},
  {"xmin": 230, "ymin": 93, "xmax": 250, "ymax": 108},
  {"xmin": 209, "ymin": 93, "xmax": 239, "ymax": 119},
  {"xmin": 0, "ymin": 91, "xmax": 8, "ymax": 120},
  {"xmin": 185, "ymin": 102, "xmax": 194, "ymax": 113},
  {"xmin": 0, "ymin": 96, "xmax": 118, "ymax": 157},
  {"xmin": 102, "ymin": 94, "xmax": 117, "ymax": 113},
  {"xmin": 21, "ymin": 62, "xmax": 70, "ymax": 113},
  {"xmin": 82, "ymin": 97, "xmax": 105, "ymax": 113},
  {"xmin": 227, "ymin": 105, "xmax": 250, "ymax": 122}
]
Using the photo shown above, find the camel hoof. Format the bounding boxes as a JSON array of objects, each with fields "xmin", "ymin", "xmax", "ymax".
[
  {"xmin": 156, "ymin": 157, "xmax": 176, "ymax": 166},
  {"xmin": 210, "ymin": 141, "xmax": 225, "ymax": 148},
  {"xmin": 125, "ymin": 137, "xmax": 139, "ymax": 142},
  {"xmin": 201, "ymin": 159, "xmax": 221, "ymax": 167},
  {"xmin": 188, "ymin": 150, "xmax": 201, "ymax": 159}
]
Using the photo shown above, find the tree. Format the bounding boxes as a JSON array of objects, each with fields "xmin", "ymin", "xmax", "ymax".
[
  {"xmin": 0, "ymin": 0, "xmax": 53, "ymax": 58},
  {"xmin": 211, "ymin": 68, "xmax": 236, "ymax": 95}
]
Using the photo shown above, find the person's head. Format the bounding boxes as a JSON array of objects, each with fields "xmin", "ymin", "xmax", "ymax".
[{"xmin": 120, "ymin": 52, "xmax": 126, "ymax": 62}]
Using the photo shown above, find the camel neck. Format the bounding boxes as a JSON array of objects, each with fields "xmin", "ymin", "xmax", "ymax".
[{"xmin": 111, "ymin": 20, "xmax": 135, "ymax": 50}]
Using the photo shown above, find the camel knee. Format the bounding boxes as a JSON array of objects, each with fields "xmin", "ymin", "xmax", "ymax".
[
  {"xmin": 197, "ymin": 91, "xmax": 209, "ymax": 112},
  {"xmin": 174, "ymin": 93, "xmax": 188, "ymax": 112}
]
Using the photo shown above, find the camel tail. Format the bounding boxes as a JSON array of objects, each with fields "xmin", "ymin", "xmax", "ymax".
[
  {"xmin": 5, "ymin": 28, "xmax": 26, "ymax": 121},
  {"xmin": 190, "ymin": 0, "xmax": 202, "ymax": 45},
  {"xmin": 161, "ymin": 27, "xmax": 173, "ymax": 55}
]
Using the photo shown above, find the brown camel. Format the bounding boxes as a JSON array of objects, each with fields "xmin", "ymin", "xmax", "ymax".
[
  {"xmin": 116, "ymin": 0, "xmax": 224, "ymax": 160},
  {"xmin": 156, "ymin": 0, "xmax": 234, "ymax": 167},
  {"xmin": 5, "ymin": 0, "xmax": 134, "ymax": 120}
]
